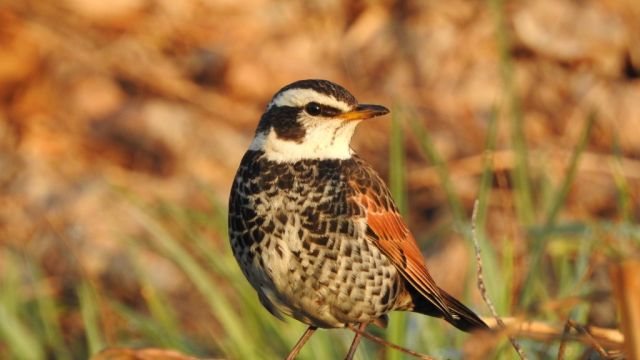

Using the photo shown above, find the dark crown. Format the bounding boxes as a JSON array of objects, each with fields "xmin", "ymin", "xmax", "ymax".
[
  {"xmin": 256, "ymin": 80, "xmax": 359, "ymax": 142},
  {"xmin": 273, "ymin": 79, "xmax": 358, "ymax": 108}
]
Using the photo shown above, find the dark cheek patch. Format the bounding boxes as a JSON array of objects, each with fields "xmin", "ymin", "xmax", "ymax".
[
  {"xmin": 276, "ymin": 122, "xmax": 306, "ymax": 143},
  {"xmin": 257, "ymin": 106, "xmax": 306, "ymax": 143}
]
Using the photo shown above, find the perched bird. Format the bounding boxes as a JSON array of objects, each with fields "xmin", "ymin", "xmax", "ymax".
[{"xmin": 228, "ymin": 79, "xmax": 488, "ymax": 359}]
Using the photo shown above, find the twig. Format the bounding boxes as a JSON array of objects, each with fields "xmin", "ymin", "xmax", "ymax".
[
  {"xmin": 471, "ymin": 199, "xmax": 527, "ymax": 359},
  {"xmin": 482, "ymin": 317, "xmax": 624, "ymax": 350},
  {"xmin": 567, "ymin": 320, "xmax": 610, "ymax": 358},
  {"xmin": 346, "ymin": 324, "xmax": 437, "ymax": 360},
  {"xmin": 610, "ymin": 260, "xmax": 640, "ymax": 359},
  {"xmin": 557, "ymin": 319, "xmax": 572, "ymax": 360}
]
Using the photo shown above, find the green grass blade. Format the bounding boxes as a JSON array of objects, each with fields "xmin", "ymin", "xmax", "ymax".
[
  {"xmin": 0, "ymin": 252, "xmax": 45, "ymax": 360},
  {"xmin": 159, "ymin": 199, "xmax": 299, "ymax": 357},
  {"xmin": 124, "ymin": 204, "xmax": 264, "ymax": 359},
  {"xmin": 543, "ymin": 113, "xmax": 596, "ymax": 228},
  {"xmin": 26, "ymin": 259, "xmax": 72, "ymax": 360},
  {"xmin": 611, "ymin": 135, "xmax": 632, "ymax": 223},
  {"xmin": 389, "ymin": 106, "xmax": 408, "ymax": 216},
  {"xmin": 124, "ymin": 239, "xmax": 188, "ymax": 351},
  {"xmin": 488, "ymin": 0, "xmax": 534, "ymax": 225},
  {"xmin": 387, "ymin": 106, "xmax": 408, "ymax": 360},
  {"xmin": 163, "ymin": 199, "xmax": 295, "ymax": 350},
  {"xmin": 78, "ymin": 280, "xmax": 105, "ymax": 356},
  {"xmin": 409, "ymin": 117, "xmax": 465, "ymax": 230},
  {"xmin": 520, "ymin": 112, "xmax": 596, "ymax": 307},
  {"xmin": 476, "ymin": 108, "xmax": 499, "ymax": 232},
  {"xmin": 474, "ymin": 108, "xmax": 509, "ymax": 313},
  {"xmin": 0, "ymin": 302, "xmax": 45, "ymax": 360},
  {"xmin": 107, "ymin": 299, "xmax": 197, "ymax": 352}
]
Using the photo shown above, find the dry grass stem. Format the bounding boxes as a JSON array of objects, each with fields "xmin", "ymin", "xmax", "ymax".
[
  {"xmin": 346, "ymin": 324, "xmax": 437, "ymax": 360},
  {"xmin": 566, "ymin": 320, "xmax": 611, "ymax": 358},
  {"xmin": 556, "ymin": 319, "xmax": 572, "ymax": 360},
  {"xmin": 610, "ymin": 260, "xmax": 640, "ymax": 359},
  {"xmin": 481, "ymin": 317, "xmax": 625, "ymax": 351},
  {"xmin": 471, "ymin": 200, "xmax": 527, "ymax": 359}
]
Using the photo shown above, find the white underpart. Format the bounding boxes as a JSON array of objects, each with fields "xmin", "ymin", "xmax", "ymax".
[
  {"xmin": 250, "ymin": 87, "xmax": 361, "ymax": 162},
  {"xmin": 267, "ymin": 88, "xmax": 352, "ymax": 112}
]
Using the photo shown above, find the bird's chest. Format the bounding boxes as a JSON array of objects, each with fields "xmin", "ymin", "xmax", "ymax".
[
  {"xmin": 248, "ymin": 162, "xmax": 347, "ymax": 249},
  {"xmin": 231, "ymin": 157, "xmax": 349, "ymax": 260},
  {"xmin": 229, "ymin": 153, "xmax": 402, "ymax": 327}
]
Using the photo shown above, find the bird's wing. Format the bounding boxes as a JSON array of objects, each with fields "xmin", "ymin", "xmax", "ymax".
[{"xmin": 348, "ymin": 178, "xmax": 451, "ymax": 318}]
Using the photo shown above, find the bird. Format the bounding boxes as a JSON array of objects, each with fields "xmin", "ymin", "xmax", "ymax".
[{"xmin": 228, "ymin": 79, "xmax": 488, "ymax": 359}]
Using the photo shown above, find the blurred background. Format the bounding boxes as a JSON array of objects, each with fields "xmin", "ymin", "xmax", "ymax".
[{"xmin": 1, "ymin": 0, "xmax": 639, "ymax": 359}]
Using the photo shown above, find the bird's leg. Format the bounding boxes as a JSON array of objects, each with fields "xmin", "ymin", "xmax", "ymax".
[
  {"xmin": 285, "ymin": 325, "xmax": 317, "ymax": 360},
  {"xmin": 344, "ymin": 323, "xmax": 367, "ymax": 360}
]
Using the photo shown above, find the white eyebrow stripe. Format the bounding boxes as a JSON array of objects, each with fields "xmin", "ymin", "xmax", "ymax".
[{"xmin": 267, "ymin": 88, "xmax": 352, "ymax": 112}]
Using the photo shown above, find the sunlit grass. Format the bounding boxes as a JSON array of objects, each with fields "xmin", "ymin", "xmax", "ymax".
[
  {"xmin": 386, "ymin": 105, "xmax": 408, "ymax": 360},
  {"xmin": 0, "ymin": 104, "xmax": 630, "ymax": 360},
  {"xmin": 0, "ymin": 45, "xmax": 633, "ymax": 360},
  {"xmin": 520, "ymin": 113, "xmax": 596, "ymax": 308},
  {"xmin": 489, "ymin": 0, "xmax": 534, "ymax": 227},
  {"xmin": 0, "ymin": 116, "xmax": 632, "ymax": 359},
  {"xmin": 78, "ymin": 279, "xmax": 104, "ymax": 356},
  {"xmin": 0, "ymin": 112, "xmax": 632, "ymax": 359},
  {"xmin": 0, "ymin": 252, "xmax": 46, "ymax": 360}
]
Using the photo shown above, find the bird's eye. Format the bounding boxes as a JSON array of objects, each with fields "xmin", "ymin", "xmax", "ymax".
[{"xmin": 304, "ymin": 102, "xmax": 322, "ymax": 116}]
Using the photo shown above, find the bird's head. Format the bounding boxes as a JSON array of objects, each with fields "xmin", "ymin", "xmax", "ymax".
[{"xmin": 248, "ymin": 79, "xmax": 389, "ymax": 162}]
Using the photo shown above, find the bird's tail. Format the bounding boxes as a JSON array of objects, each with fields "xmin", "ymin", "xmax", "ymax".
[{"xmin": 412, "ymin": 287, "xmax": 489, "ymax": 332}]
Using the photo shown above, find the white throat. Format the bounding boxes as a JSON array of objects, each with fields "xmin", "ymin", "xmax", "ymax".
[{"xmin": 248, "ymin": 119, "xmax": 360, "ymax": 162}]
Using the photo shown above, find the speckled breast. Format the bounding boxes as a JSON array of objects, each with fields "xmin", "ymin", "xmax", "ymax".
[{"xmin": 228, "ymin": 150, "xmax": 403, "ymax": 328}]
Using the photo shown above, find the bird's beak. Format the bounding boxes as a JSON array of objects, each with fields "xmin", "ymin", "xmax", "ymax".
[{"xmin": 337, "ymin": 104, "xmax": 390, "ymax": 121}]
